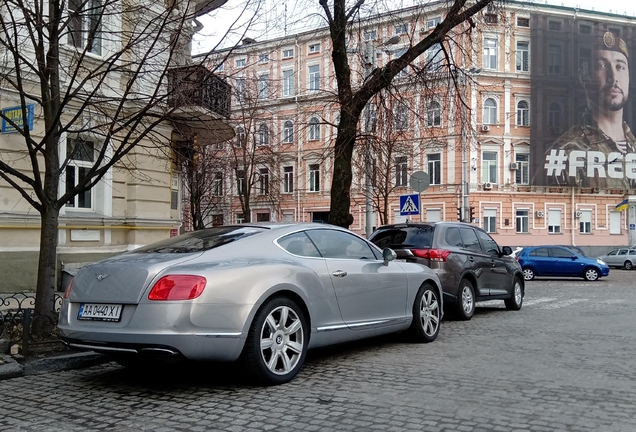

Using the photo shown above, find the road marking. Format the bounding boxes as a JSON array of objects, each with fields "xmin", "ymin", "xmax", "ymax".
[
  {"xmin": 540, "ymin": 299, "xmax": 589, "ymax": 309},
  {"xmin": 523, "ymin": 298, "xmax": 558, "ymax": 306}
]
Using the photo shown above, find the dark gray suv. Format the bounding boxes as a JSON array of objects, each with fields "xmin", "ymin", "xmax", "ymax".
[{"xmin": 368, "ymin": 222, "xmax": 524, "ymax": 320}]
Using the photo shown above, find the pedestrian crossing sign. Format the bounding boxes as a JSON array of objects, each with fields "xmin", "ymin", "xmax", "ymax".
[{"xmin": 399, "ymin": 194, "xmax": 420, "ymax": 216}]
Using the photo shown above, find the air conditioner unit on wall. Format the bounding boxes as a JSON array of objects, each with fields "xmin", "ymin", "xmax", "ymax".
[
  {"xmin": 481, "ymin": 125, "xmax": 490, "ymax": 132},
  {"xmin": 536, "ymin": 210, "xmax": 545, "ymax": 218},
  {"xmin": 575, "ymin": 210, "xmax": 583, "ymax": 218},
  {"xmin": 483, "ymin": 182, "xmax": 493, "ymax": 190},
  {"xmin": 509, "ymin": 162, "xmax": 519, "ymax": 170}
]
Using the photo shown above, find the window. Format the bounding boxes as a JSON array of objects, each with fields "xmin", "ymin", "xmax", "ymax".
[
  {"xmin": 427, "ymin": 101, "xmax": 442, "ymax": 127},
  {"xmin": 258, "ymin": 124, "xmax": 269, "ymax": 146},
  {"xmin": 426, "ymin": 17, "xmax": 441, "ymax": 29},
  {"xmin": 394, "ymin": 103, "xmax": 409, "ymax": 131},
  {"xmin": 283, "ymin": 121, "xmax": 294, "ymax": 143},
  {"xmin": 235, "ymin": 127, "xmax": 246, "ymax": 148},
  {"xmin": 68, "ymin": 0, "xmax": 103, "ymax": 56},
  {"xmin": 395, "ymin": 156, "xmax": 408, "ymax": 187},
  {"xmin": 364, "ymin": 106, "xmax": 377, "ymax": 133},
  {"xmin": 257, "ymin": 213, "xmax": 270, "ymax": 222},
  {"xmin": 484, "ymin": 209, "xmax": 497, "ymax": 233},
  {"xmin": 484, "ymin": 13, "xmax": 498, "ymax": 24},
  {"xmin": 516, "ymin": 41, "xmax": 529, "ymax": 72},
  {"xmin": 308, "ymin": 43, "xmax": 320, "ymax": 53},
  {"xmin": 283, "ymin": 48, "xmax": 294, "ymax": 58},
  {"xmin": 235, "ymin": 78, "xmax": 246, "ymax": 102},
  {"xmin": 236, "ymin": 170, "xmax": 245, "ymax": 195},
  {"xmin": 216, "ymin": 63, "xmax": 224, "ymax": 72},
  {"xmin": 516, "ymin": 100, "xmax": 529, "ymax": 126},
  {"xmin": 579, "ymin": 47, "xmax": 592, "ymax": 76},
  {"xmin": 610, "ymin": 211, "xmax": 621, "ymax": 234},
  {"xmin": 308, "ymin": 117, "xmax": 320, "ymax": 140},
  {"xmin": 66, "ymin": 137, "xmax": 95, "ymax": 209},
  {"xmin": 483, "ymin": 38, "xmax": 498, "ymax": 70},
  {"xmin": 548, "ymin": 20, "xmax": 562, "ymax": 31},
  {"xmin": 483, "ymin": 98, "xmax": 497, "ymax": 125},
  {"xmin": 309, "ymin": 164, "xmax": 320, "ymax": 192},
  {"xmin": 393, "ymin": 47, "xmax": 409, "ymax": 77},
  {"xmin": 394, "ymin": 23, "xmax": 408, "ymax": 35},
  {"xmin": 476, "ymin": 229, "xmax": 499, "ymax": 255},
  {"xmin": 482, "ymin": 151, "xmax": 497, "ymax": 183},
  {"xmin": 363, "ymin": 30, "xmax": 377, "ymax": 41},
  {"xmin": 426, "ymin": 43, "xmax": 444, "ymax": 70},
  {"xmin": 235, "ymin": 58, "xmax": 246, "ymax": 67},
  {"xmin": 212, "ymin": 172, "xmax": 223, "ymax": 196},
  {"xmin": 516, "ymin": 209, "xmax": 529, "ymax": 233},
  {"xmin": 308, "ymin": 65, "xmax": 320, "ymax": 91},
  {"xmin": 548, "ymin": 102, "xmax": 562, "ymax": 132},
  {"xmin": 258, "ymin": 53, "xmax": 269, "ymax": 63},
  {"xmin": 608, "ymin": 27, "xmax": 621, "ymax": 37},
  {"xmin": 459, "ymin": 227, "xmax": 481, "ymax": 252},
  {"xmin": 283, "ymin": 166, "xmax": 294, "ymax": 193},
  {"xmin": 283, "ymin": 69, "xmax": 295, "ymax": 96},
  {"xmin": 278, "ymin": 232, "xmax": 321, "ymax": 257},
  {"xmin": 428, "ymin": 154, "xmax": 441, "ymax": 185},
  {"xmin": 579, "ymin": 210, "xmax": 592, "ymax": 234},
  {"xmin": 236, "ymin": 213, "xmax": 245, "ymax": 224},
  {"xmin": 427, "ymin": 208, "xmax": 441, "ymax": 222},
  {"xmin": 257, "ymin": 74, "xmax": 269, "ymax": 99},
  {"xmin": 579, "ymin": 23, "xmax": 592, "ymax": 34},
  {"xmin": 548, "ymin": 209, "xmax": 561, "ymax": 233},
  {"xmin": 211, "ymin": 214, "xmax": 223, "ymax": 227},
  {"xmin": 548, "ymin": 44, "xmax": 562, "ymax": 75},
  {"xmin": 517, "ymin": 17, "xmax": 529, "ymax": 27},
  {"xmin": 259, "ymin": 168, "xmax": 269, "ymax": 195},
  {"xmin": 305, "ymin": 230, "xmax": 376, "ymax": 260},
  {"xmin": 515, "ymin": 153, "xmax": 529, "ymax": 185}
]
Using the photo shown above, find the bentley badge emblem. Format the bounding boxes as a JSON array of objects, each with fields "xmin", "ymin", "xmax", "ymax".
[{"xmin": 95, "ymin": 273, "xmax": 110, "ymax": 282}]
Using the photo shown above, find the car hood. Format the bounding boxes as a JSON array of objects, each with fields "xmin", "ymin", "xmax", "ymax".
[{"xmin": 68, "ymin": 252, "xmax": 203, "ymax": 304}]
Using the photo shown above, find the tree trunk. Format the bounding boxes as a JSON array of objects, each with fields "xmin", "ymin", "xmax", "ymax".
[
  {"xmin": 329, "ymin": 122, "xmax": 357, "ymax": 228},
  {"xmin": 35, "ymin": 205, "xmax": 59, "ymax": 319}
]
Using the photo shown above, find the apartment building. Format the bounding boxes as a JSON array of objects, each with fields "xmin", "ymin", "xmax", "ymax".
[
  {"xmin": 0, "ymin": 0, "xmax": 233, "ymax": 292},
  {"xmin": 198, "ymin": 1, "xmax": 636, "ymax": 251}
]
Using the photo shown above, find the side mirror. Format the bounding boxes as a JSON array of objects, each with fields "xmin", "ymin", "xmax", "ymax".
[
  {"xmin": 501, "ymin": 246, "xmax": 513, "ymax": 256},
  {"xmin": 382, "ymin": 248, "xmax": 397, "ymax": 265},
  {"xmin": 572, "ymin": 255, "xmax": 578, "ymax": 260}
]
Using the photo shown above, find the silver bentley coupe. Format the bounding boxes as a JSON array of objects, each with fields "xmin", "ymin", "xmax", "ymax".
[{"xmin": 58, "ymin": 223, "xmax": 443, "ymax": 385}]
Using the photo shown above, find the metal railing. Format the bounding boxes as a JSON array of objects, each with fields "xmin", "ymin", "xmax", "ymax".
[
  {"xmin": 168, "ymin": 65, "xmax": 231, "ymax": 118},
  {"xmin": 0, "ymin": 293, "xmax": 63, "ymax": 356}
]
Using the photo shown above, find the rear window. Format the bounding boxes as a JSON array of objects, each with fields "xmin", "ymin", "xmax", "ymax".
[
  {"xmin": 369, "ymin": 225, "xmax": 435, "ymax": 249},
  {"xmin": 135, "ymin": 226, "xmax": 267, "ymax": 253}
]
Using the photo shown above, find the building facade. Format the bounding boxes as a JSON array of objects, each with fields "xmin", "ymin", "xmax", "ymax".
[
  {"xmin": 197, "ymin": 1, "xmax": 636, "ymax": 252},
  {"xmin": 0, "ymin": 0, "xmax": 233, "ymax": 292}
]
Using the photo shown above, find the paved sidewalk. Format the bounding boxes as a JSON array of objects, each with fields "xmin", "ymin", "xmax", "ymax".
[{"xmin": 0, "ymin": 351, "xmax": 109, "ymax": 380}]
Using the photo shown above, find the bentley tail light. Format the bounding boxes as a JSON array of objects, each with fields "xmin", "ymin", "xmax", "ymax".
[
  {"xmin": 411, "ymin": 248, "xmax": 451, "ymax": 262},
  {"xmin": 63, "ymin": 277, "xmax": 74, "ymax": 299},
  {"xmin": 148, "ymin": 275, "xmax": 207, "ymax": 301}
]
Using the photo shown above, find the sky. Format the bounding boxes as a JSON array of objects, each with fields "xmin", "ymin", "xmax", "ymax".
[{"xmin": 192, "ymin": 0, "xmax": 636, "ymax": 55}]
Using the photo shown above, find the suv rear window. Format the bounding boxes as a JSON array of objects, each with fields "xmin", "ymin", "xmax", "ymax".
[{"xmin": 369, "ymin": 225, "xmax": 435, "ymax": 249}]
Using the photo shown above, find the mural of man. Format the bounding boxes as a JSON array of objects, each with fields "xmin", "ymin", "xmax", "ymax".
[{"xmin": 539, "ymin": 31, "xmax": 636, "ymax": 189}]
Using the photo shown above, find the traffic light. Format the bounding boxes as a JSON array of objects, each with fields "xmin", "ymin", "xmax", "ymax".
[
  {"xmin": 457, "ymin": 207, "xmax": 462, "ymax": 222},
  {"xmin": 469, "ymin": 206, "xmax": 475, "ymax": 223}
]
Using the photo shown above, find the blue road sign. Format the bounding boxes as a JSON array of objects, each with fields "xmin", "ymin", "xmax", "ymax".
[{"xmin": 399, "ymin": 194, "xmax": 420, "ymax": 216}]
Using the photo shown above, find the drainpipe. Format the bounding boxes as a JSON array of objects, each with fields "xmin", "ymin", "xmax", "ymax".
[
  {"xmin": 571, "ymin": 186, "xmax": 575, "ymax": 246},
  {"xmin": 296, "ymin": 37, "xmax": 302, "ymax": 222}
]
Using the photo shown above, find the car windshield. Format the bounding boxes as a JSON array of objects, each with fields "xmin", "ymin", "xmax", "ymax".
[
  {"xmin": 135, "ymin": 226, "xmax": 268, "ymax": 253},
  {"xmin": 369, "ymin": 225, "xmax": 435, "ymax": 249}
]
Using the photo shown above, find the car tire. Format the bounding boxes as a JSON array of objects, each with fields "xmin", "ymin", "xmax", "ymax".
[
  {"xmin": 408, "ymin": 283, "xmax": 441, "ymax": 343},
  {"xmin": 624, "ymin": 261, "xmax": 633, "ymax": 270},
  {"xmin": 242, "ymin": 296, "xmax": 308, "ymax": 385},
  {"xmin": 504, "ymin": 277, "xmax": 524, "ymax": 311},
  {"xmin": 522, "ymin": 267, "xmax": 535, "ymax": 281},
  {"xmin": 455, "ymin": 279, "xmax": 475, "ymax": 321},
  {"xmin": 583, "ymin": 267, "xmax": 600, "ymax": 281}
]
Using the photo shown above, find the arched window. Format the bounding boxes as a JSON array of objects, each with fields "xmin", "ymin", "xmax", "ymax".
[
  {"xmin": 483, "ymin": 98, "xmax": 497, "ymax": 125},
  {"xmin": 283, "ymin": 121, "xmax": 294, "ymax": 143},
  {"xmin": 516, "ymin": 100, "xmax": 529, "ymax": 126},
  {"xmin": 308, "ymin": 117, "xmax": 320, "ymax": 140},
  {"xmin": 258, "ymin": 124, "xmax": 269, "ymax": 146},
  {"xmin": 235, "ymin": 127, "xmax": 246, "ymax": 148},
  {"xmin": 427, "ymin": 101, "xmax": 441, "ymax": 127},
  {"xmin": 548, "ymin": 102, "xmax": 562, "ymax": 131}
]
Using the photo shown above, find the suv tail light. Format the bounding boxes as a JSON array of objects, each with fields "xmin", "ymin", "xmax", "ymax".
[
  {"xmin": 411, "ymin": 249, "xmax": 451, "ymax": 262},
  {"xmin": 148, "ymin": 275, "xmax": 207, "ymax": 301}
]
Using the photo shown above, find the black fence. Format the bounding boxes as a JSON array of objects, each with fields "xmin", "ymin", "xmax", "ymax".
[{"xmin": 0, "ymin": 293, "xmax": 63, "ymax": 356}]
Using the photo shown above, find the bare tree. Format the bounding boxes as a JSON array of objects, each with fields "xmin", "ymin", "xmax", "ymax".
[
  {"xmin": 0, "ymin": 0, "xmax": 248, "ymax": 318},
  {"xmin": 318, "ymin": 0, "xmax": 499, "ymax": 227}
]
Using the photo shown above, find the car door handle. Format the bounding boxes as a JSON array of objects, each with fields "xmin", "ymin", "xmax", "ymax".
[
  {"xmin": 490, "ymin": 260, "xmax": 496, "ymax": 267},
  {"xmin": 468, "ymin": 257, "xmax": 475, "ymax": 262},
  {"xmin": 332, "ymin": 270, "xmax": 348, "ymax": 278}
]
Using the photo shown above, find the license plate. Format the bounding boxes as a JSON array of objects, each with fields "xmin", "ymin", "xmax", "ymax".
[{"xmin": 78, "ymin": 303, "xmax": 123, "ymax": 322}]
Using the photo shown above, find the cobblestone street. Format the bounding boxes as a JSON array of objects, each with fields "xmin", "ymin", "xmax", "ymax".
[{"xmin": 1, "ymin": 271, "xmax": 635, "ymax": 431}]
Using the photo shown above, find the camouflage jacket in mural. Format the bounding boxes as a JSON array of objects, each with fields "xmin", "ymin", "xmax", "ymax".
[{"xmin": 540, "ymin": 120, "xmax": 636, "ymax": 189}]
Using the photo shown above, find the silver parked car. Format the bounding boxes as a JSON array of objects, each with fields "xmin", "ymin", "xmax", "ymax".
[
  {"xmin": 597, "ymin": 248, "xmax": 636, "ymax": 270},
  {"xmin": 59, "ymin": 223, "xmax": 443, "ymax": 385}
]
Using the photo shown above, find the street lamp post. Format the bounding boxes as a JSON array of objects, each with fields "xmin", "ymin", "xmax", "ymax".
[{"xmin": 458, "ymin": 66, "xmax": 480, "ymax": 222}]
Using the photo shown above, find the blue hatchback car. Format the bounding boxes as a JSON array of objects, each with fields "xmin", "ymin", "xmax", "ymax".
[{"xmin": 517, "ymin": 245, "xmax": 610, "ymax": 281}]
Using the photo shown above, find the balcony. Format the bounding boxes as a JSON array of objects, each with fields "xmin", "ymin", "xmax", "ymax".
[{"xmin": 168, "ymin": 65, "xmax": 234, "ymax": 144}]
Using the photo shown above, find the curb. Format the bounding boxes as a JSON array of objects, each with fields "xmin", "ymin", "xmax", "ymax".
[{"xmin": 0, "ymin": 352, "xmax": 110, "ymax": 380}]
